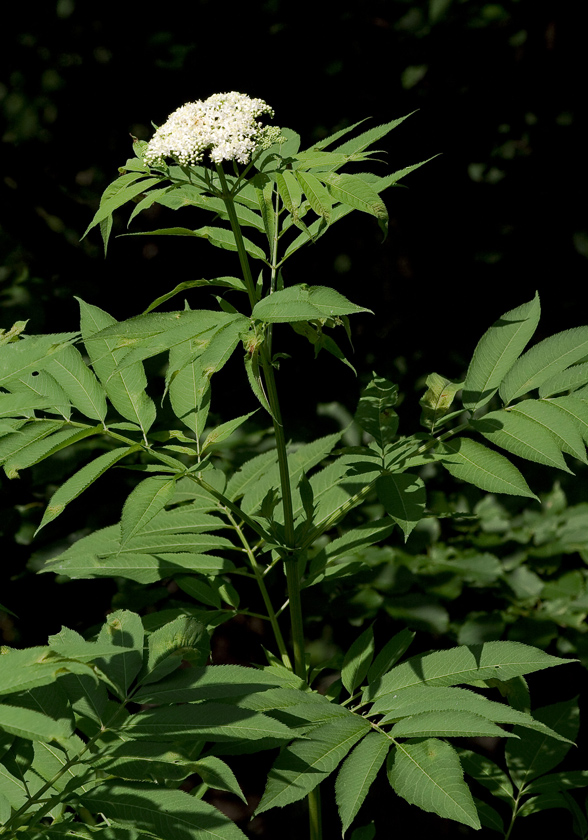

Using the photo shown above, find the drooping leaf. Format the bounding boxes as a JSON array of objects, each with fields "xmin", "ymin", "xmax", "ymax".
[
  {"xmin": 36, "ymin": 446, "xmax": 137, "ymax": 533},
  {"xmin": 354, "ymin": 374, "xmax": 398, "ymax": 450},
  {"xmin": 462, "ymin": 293, "xmax": 540, "ymax": 411},
  {"xmin": 437, "ymin": 437, "xmax": 538, "ymax": 499},
  {"xmin": 295, "ymin": 171, "xmax": 333, "ymax": 222},
  {"xmin": 256, "ymin": 714, "xmax": 371, "ymax": 814},
  {"xmin": 81, "ymin": 781, "xmax": 248, "ymax": 840},
  {"xmin": 124, "ymin": 225, "xmax": 268, "ymax": 262},
  {"xmin": 500, "ymin": 326, "xmax": 588, "ymax": 405},
  {"xmin": 335, "ymin": 731, "xmax": 391, "ymax": 835},
  {"xmin": 319, "ymin": 172, "xmax": 388, "ymax": 235},
  {"xmin": 508, "ymin": 399, "xmax": 587, "ymax": 463},
  {"xmin": 252, "ymin": 284, "xmax": 371, "ymax": 324},
  {"xmin": 341, "ymin": 625, "xmax": 375, "ymax": 694},
  {"xmin": 387, "ymin": 738, "xmax": 480, "ymax": 829},
  {"xmin": 376, "ymin": 473, "xmax": 426, "ymax": 540}
]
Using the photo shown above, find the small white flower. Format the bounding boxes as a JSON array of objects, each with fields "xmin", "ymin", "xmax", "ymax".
[{"xmin": 144, "ymin": 91, "xmax": 275, "ymax": 167}]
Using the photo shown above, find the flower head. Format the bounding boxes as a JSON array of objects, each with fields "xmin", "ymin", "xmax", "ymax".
[{"xmin": 144, "ymin": 92, "xmax": 275, "ymax": 167}]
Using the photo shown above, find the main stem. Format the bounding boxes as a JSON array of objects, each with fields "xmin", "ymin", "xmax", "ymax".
[{"xmin": 218, "ymin": 167, "xmax": 320, "ymax": 838}]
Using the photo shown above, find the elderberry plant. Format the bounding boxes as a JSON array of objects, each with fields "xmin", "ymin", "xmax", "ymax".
[{"xmin": 1, "ymin": 92, "xmax": 588, "ymax": 839}]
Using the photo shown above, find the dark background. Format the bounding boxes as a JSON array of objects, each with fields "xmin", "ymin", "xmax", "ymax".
[{"xmin": 2, "ymin": 1, "xmax": 587, "ymax": 836}]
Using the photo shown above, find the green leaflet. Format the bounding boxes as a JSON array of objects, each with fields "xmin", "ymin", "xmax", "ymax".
[
  {"xmin": 123, "ymin": 225, "xmax": 268, "ymax": 262},
  {"xmin": 5, "ymin": 369, "xmax": 71, "ymax": 420},
  {"xmin": 508, "ymin": 399, "xmax": 587, "ymax": 464},
  {"xmin": 458, "ymin": 749, "xmax": 515, "ymax": 804},
  {"xmin": 36, "ymin": 445, "xmax": 138, "ymax": 533},
  {"xmin": 252, "ymin": 284, "xmax": 371, "ymax": 324},
  {"xmin": 0, "ymin": 419, "xmax": 67, "ymax": 464},
  {"xmin": 370, "ymin": 641, "xmax": 571, "ymax": 700},
  {"xmin": 506, "ymin": 697, "xmax": 579, "ymax": 789},
  {"xmin": 319, "ymin": 172, "xmax": 388, "ymax": 235},
  {"xmin": 78, "ymin": 298, "xmax": 156, "ymax": 436},
  {"xmin": 81, "ymin": 781, "xmax": 248, "ymax": 840},
  {"xmin": 341, "ymin": 625, "xmax": 375, "ymax": 694},
  {"xmin": 335, "ymin": 731, "xmax": 391, "ymax": 836},
  {"xmin": 169, "ymin": 354, "xmax": 211, "ymax": 439},
  {"xmin": 226, "ymin": 448, "xmax": 280, "ymax": 500},
  {"xmin": 139, "ymin": 615, "xmax": 210, "ymax": 686},
  {"xmin": 295, "ymin": 171, "xmax": 333, "ymax": 222},
  {"xmin": 365, "ymin": 629, "xmax": 415, "ymax": 695},
  {"xmin": 0, "ymin": 332, "xmax": 78, "ymax": 388},
  {"xmin": 389, "ymin": 710, "xmax": 518, "ymax": 739},
  {"xmin": 500, "ymin": 326, "xmax": 588, "ymax": 405},
  {"xmin": 3, "ymin": 425, "xmax": 100, "ymax": 480},
  {"xmin": 201, "ymin": 411, "xmax": 257, "ymax": 453},
  {"xmin": 437, "ymin": 437, "xmax": 537, "ymax": 499},
  {"xmin": 94, "ymin": 610, "xmax": 145, "ymax": 697},
  {"xmin": 0, "ymin": 704, "xmax": 71, "ymax": 744},
  {"xmin": 46, "ymin": 344, "xmax": 107, "ymax": 422},
  {"xmin": 387, "ymin": 738, "xmax": 481, "ymax": 829},
  {"xmin": 332, "ymin": 114, "xmax": 416, "ymax": 156},
  {"xmin": 539, "ymin": 361, "xmax": 588, "ymax": 397},
  {"xmin": 120, "ymin": 476, "xmax": 177, "ymax": 548},
  {"xmin": 376, "ymin": 473, "xmax": 426, "ymax": 541},
  {"xmin": 462, "ymin": 293, "xmax": 540, "ymax": 411},
  {"xmin": 256, "ymin": 714, "xmax": 371, "ymax": 814},
  {"xmin": 354, "ymin": 373, "xmax": 398, "ymax": 450},
  {"xmin": 471, "ymin": 409, "xmax": 573, "ymax": 472},
  {"xmin": 143, "ymin": 277, "xmax": 247, "ymax": 314},
  {"xmin": 0, "ymin": 647, "xmax": 91, "ymax": 697},
  {"xmin": 419, "ymin": 372, "xmax": 463, "ymax": 431},
  {"xmin": 83, "ymin": 175, "xmax": 163, "ymax": 239}
]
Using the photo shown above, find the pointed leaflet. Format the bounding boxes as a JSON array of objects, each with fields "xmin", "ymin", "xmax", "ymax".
[
  {"xmin": 3, "ymin": 425, "xmax": 99, "ymax": 480},
  {"xmin": 419, "ymin": 373, "xmax": 463, "ymax": 431},
  {"xmin": 124, "ymin": 225, "xmax": 267, "ymax": 262},
  {"xmin": 0, "ymin": 333, "xmax": 78, "ymax": 388},
  {"xmin": 341, "ymin": 625, "xmax": 375, "ymax": 694},
  {"xmin": 376, "ymin": 473, "xmax": 426, "ymax": 541},
  {"xmin": 5, "ymin": 370, "xmax": 70, "ymax": 420},
  {"xmin": 295, "ymin": 171, "xmax": 333, "ymax": 222},
  {"xmin": 458, "ymin": 749, "xmax": 515, "ymax": 804},
  {"xmin": 335, "ymin": 731, "xmax": 391, "ymax": 835},
  {"xmin": 506, "ymin": 697, "xmax": 579, "ymax": 789},
  {"xmin": 370, "ymin": 641, "xmax": 571, "ymax": 701},
  {"xmin": 471, "ymin": 409, "xmax": 573, "ymax": 472},
  {"xmin": 437, "ymin": 437, "xmax": 537, "ymax": 499},
  {"xmin": 201, "ymin": 411, "xmax": 257, "ymax": 452},
  {"xmin": 169, "ymin": 355, "xmax": 211, "ymax": 439},
  {"xmin": 36, "ymin": 445, "xmax": 137, "ymax": 533},
  {"xmin": 539, "ymin": 361, "xmax": 588, "ymax": 398},
  {"xmin": 508, "ymin": 399, "xmax": 587, "ymax": 463},
  {"xmin": 79, "ymin": 298, "xmax": 156, "ymax": 435},
  {"xmin": 256, "ymin": 714, "xmax": 371, "ymax": 814},
  {"xmin": 139, "ymin": 615, "xmax": 209, "ymax": 686},
  {"xmin": 319, "ymin": 172, "xmax": 388, "ymax": 235},
  {"xmin": 462, "ymin": 293, "xmax": 540, "ymax": 411},
  {"xmin": 143, "ymin": 277, "xmax": 247, "ymax": 314},
  {"xmin": 548, "ymin": 395, "xmax": 588, "ymax": 444},
  {"xmin": 81, "ymin": 781, "xmax": 248, "ymax": 840},
  {"xmin": 389, "ymin": 710, "xmax": 518, "ymax": 739},
  {"xmin": 120, "ymin": 476, "xmax": 177, "ymax": 548},
  {"xmin": 0, "ymin": 705, "xmax": 71, "ymax": 744},
  {"xmin": 332, "ymin": 114, "xmax": 416, "ymax": 156},
  {"xmin": 387, "ymin": 739, "xmax": 481, "ymax": 829},
  {"xmin": 354, "ymin": 374, "xmax": 398, "ymax": 450},
  {"xmin": 94, "ymin": 610, "xmax": 145, "ymax": 697},
  {"xmin": 46, "ymin": 344, "xmax": 107, "ymax": 422},
  {"xmin": 500, "ymin": 326, "xmax": 588, "ymax": 405},
  {"xmin": 365, "ymin": 629, "xmax": 415, "ymax": 698},
  {"xmin": 252, "ymin": 284, "xmax": 371, "ymax": 324},
  {"xmin": 83, "ymin": 173, "xmax": 162, "ymax": 238}
]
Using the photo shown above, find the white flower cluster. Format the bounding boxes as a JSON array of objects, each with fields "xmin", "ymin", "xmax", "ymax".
[{"xmin": 144, "ymin": 92, "xmax": 275, "ymax": 167}]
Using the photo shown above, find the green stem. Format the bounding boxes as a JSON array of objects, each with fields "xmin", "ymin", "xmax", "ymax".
[
  {"xmin": 308, "ymin": 787, "xmax": 322, "ymax": 840},
  {"xmin": 227, "ymin": 510, "xmax": 292, "ymax": 670}
]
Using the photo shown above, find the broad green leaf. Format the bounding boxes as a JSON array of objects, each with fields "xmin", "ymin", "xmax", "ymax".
[
  {"xmin": 36, "ymin": 446, "xmax": 137, "ymax": 533},
  {"xmin": 252, "ymin": 284, "xmax": 371, "ymax": 324},
  {"xmin": 0, "ymin": 333, "xmax": 78, "ymax": 388},
  {"xmin": 500, "ymin": 326, "xmax": 588, "ymax": 405},
  {"xmin": 134, "ymin": 663, "xmax": 300, "ymax": 705},
  {"xmin": 31, "ymin": 734, "xmax": 90, "ymax": 793},
  {"xmin": 509, "ymin": 399, "xmax": 587, "ymax": 463},
  {"xmin": 79, "ymin": 299, "xmax": 156, "ymax": 435},
  {"xmin": 419, "ymin": 372, "xmax": 463, "ymax": 431},
  {"xmin": 201, "ymin": 411, "xmax": 257, "ymax": 452},
  {"xmin": 354, "ymin": 374, "xmax": 398, "ymax": 449},
  {"xmin": 506, "ymin": 697, "xmax": 579, "ymax": 788},
  {"xmin": 376, "ymin": 473, "xmax": 426, "ymax": 540},
  {"xmin": 169, "ymin": 354, "xmax": 211, "ymax": 438},
  {"xmin": 124, "ymin": 702, "xmax": 296, "ymax": 742},
  {"xmin": 143, "ymin": 277, "xmax": 247, "ymax": 314},
  {"xmin": 0, "ymin": 762, "xmax": 27, "ymax": 811},
  {"xmin": 0, "ymin": 647, "xmax": 91, "ymax": 696},
  {"xmin": 3, "ymin": 425, "xmax": 99, "ymax": 479},
  {"xmin": 387, "ymin": 738, "xmax": 480, "ymax": 829},
  {"xmin": 320, "ymin": 172, "xmax": 388, "ymax": 234},
  {"xmin": 539, "ymin": 361, "xmax": 588, "ymax": 397},
  {"xmin": 94, "ymin": 610, "xmax": 145, "ymax": 697},
  {"xmin": 191, "ymin": 756, "xmax": 247, "ymax": 803},
  {"xmin": 365, "ymin": 629, "xmax": 415, "ymax": 696},
  {"xmin": 139, "ymin": 615, "xmax": 209, "ymax": 686},
  {"xmin": 275, "ymin": 170, "xmax": 302, "ymax": 212},
  {"xmin": 175, "ymin": 575, "xmax": 222, "ymax": 609},
  {"xmin": 59, "ymin": 672, "xmax": 108, "ymax": 729},
  {"xmin": 335, "ymin": 731, "xmax": 390, "ymax": 835},
  {"xmin": 370, "ymin": 641, "xmax": 571, "ymax": 700},
  {"xmin": 0, "ymin": 392, "xmax": 56, "ymax": 417},
  {"xmin": 547, "ymin": 396, "xmax": 588, "ymax": 444},
  {"xmin": 0, "ymin": 704, "xmax": 71, "ymax": 743},
  {"xmin": 81, "ymin": 781, "xmax": 248, "ymax": 839},
  {"xmin": 256, "ymin": 714, "xmax": 370, "ymax": 814},
  {"xmin": 120, "ymin": 476, "xmax": 177, "ymax": 547},
  {"xmin": 295, "ymin": 171, "xmax": 333, "ymax": 221},
  {"xmin": 46, "ymin": 344, "xmax": 107, "ymax": 421},
  {"xmin": 5, "ymin": 369, "xmax": 71, "ymax": 420},
  {"xmin": 457, "ymin": 749, "xmax": 514, "ymax": 803},
  {"xmin": 390, "ymin": 710, "xmax": 517, "ymax": 739},
  {"xmin": 305, "ymin": 519, "xmax": 394, "ymax": 586},
  {"xmin": 333, "ymin": 114, "xmax": 415, "ymax": 156},
  {"xmin": 0, "ymin": 419, "xmax": 64, "ymax": 463},
  {"xmin": 124, "ymin": 225, "xmax": 268, "ymax": 262},
  {"xmin": 471, "ymin": 409, "xmax": 573, "ymax": 472},
  {"xmin": 83, "ymin": 175, "xmax": 163, "ymax": 237},
  {"xmin": 437, "ymin": 437, "xmax": 537, "ymax": 499},
  {"xmin": 9, "ymin": 681, "xmax": 74, "ymax": 735},
  {"xmin": 462, "ymin": 293, "xmax": 540, "ymax": 411},
  {"xmin": 95, "ymin": 740, "xmax": 199, "ymax": 781},
  {"xmin": 341, "ymin": 625, "xmax": 375, "ymax": 694}
]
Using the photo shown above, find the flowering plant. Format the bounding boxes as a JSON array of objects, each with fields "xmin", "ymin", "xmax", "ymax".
[{"xmin": 0, "ymin": 93, "xmax": 587, "ymax": 840}]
